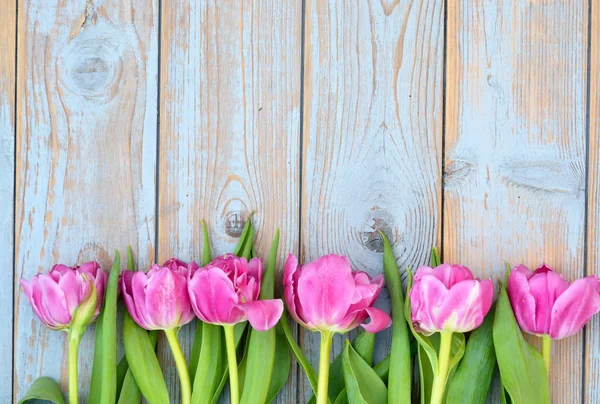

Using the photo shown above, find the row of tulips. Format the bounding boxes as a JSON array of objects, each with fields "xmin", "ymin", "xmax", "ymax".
[{"xmin": 18, "ymin": 219, "xmax": 600, "ymax": 404}]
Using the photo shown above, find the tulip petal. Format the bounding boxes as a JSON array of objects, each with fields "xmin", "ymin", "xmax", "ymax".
[
  {"xmin": 145, "ymin": 267, "xmax": 193, "ymax": 329},
  {"xmin": 440, "ymin": 279, "xmax": 493, "ymax": 332},
  {"xmin": 432, "ymin": 263, "xmax": 474, "ymax": 288},
  {"xmin": 527, "ymin": 267, "xmax": 569, "ymax": 333},
  {"xmin": 58, "ymin": 270, "xmax": 83, "ymax": 316},
  {"xmin": 130, "ymin": 272, "xmax": 156, "ymax": 329},
  {"xmin": 239, "ymin": 299, "xmax": 284, "ymax": 331},
  {"xmin": 188, "ymin": 267, "xmax": 238, "ymax": 325},
  {"xmin": 550, "ymin": 276, "xmax": 600, "ymax": 339},
  {"xmin": 508, "ymin": 268, "xmax": 538, "ymax": 334},
  {"xmin": 360, "ymin": 307, "xmax": 392, "ymax": 333},
  {"xmin": 283, "ymin": 254, "xmax": 305, "ymax": 326},
  {"xmin": 296, "ymin": 255, "xmax": 356, "ymax": 328},
  {"xmin": 37, "ymin": 275, "xmax": 71, "ymax": 326},
  {"xmin": 410, "ymin": 274, "xmax": 448, "ymax": 333}
]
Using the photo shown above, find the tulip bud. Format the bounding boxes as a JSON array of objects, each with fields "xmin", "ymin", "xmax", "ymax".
[
  {"xmin": 508, "ymin": 264, "xmax": 600, "ymax": 339},
  {"xmin": 409, "ymin": 263, "xmax": 494, "ymax": 334},
  {"xmin": 188, "ymin": 254, "xmax": 283, "ymax": 331},
  {"xmin": 69, "ymin": 275, "xmax": 98, "ymax": 341},
  {"xmin": 20, "ymin": 262, "xmax": 108, "ymax": 330},
  {"xmin": 120, "ymin": 258, "xmax": 196, "ymax": 330},
  {"xmin": 283, "ymin": 254, "xmax": 392, "ymax": 334}
]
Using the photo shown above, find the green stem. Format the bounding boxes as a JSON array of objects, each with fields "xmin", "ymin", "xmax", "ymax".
[
  {"xmin": 68, "ymin": 334, "xmax": 81, "ymax": 404},
  {"xmin": 430, "ymin": 331, "xmax": 453, "ymax": 404},
  {"xmin": 542, "ymin": 334, "xmax": 552, "ymax": 378},
  {"xmin": 224, "ymin": 325, "xmax": 239, "ymax": 404},
  {"xmin": 165, "ymin": 328, "xmax": 191, "ymax": 404},
  {"xmin": 317, "ymin": 331, "xmax": 334, "ymax": 404}
]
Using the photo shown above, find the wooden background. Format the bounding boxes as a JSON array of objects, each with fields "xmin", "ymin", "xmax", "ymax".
[{"xmin": 1, "ymin": 0, "xmax": 599, "ymax": 402}]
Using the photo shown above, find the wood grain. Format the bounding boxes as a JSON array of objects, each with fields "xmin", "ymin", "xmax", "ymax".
[
  {"xmin": 0, "ymin": 0, "xmax": 16, "ymax": 401},
  {"xmin": 14, "ymin": 0, "xmax": 158, "ymax": 399},
  {"xmin": 586, "ymin": 3, "xmax": 600, "ymax": 403},
  {"xmin": 445, "ymin": 1, "xmax": 588, "ymax": 402},
  {"xmin": 301, "ymin": 0, "xmax": 444, "ymax": 401},
  {"xmin": 159, "ymin": 0, "xmax": 302, "ymax": 401}
]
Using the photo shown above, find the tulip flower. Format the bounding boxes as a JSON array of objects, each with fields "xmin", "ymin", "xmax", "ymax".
[
  {"xmin": 409, "ymin": 263, "xmax": 494, "ymax": 404},
  {"xmin": 188, "ymin": 254, "xmax": 284, "ymax": 404},
  {"xmin": 20, "ymin": 262, "xmax": 106, "ymax": 404},
  {"xmin": 508, "ymin": 263, "xmax": 600, "ymax": 373},
  {"xmin": 283, "ymin": 254, "xmax": 391, "ymax": 404},
  {"xmin": 20, "ymin": 262, "xmax": 107, "ymax": 330},
  {"xmin": 121, "ymin": 258, "xmax": 197, "ymax": 404}
]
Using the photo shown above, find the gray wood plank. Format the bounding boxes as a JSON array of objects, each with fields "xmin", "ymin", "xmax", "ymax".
[
  {"xmin": 1, "ymin": 0, "xmax": 16, "ymax": 401},
  {"xmin": 301, "ymin": 0, "xmax": 444, "ymax": 401},
  {"xmin": 14, "ymin": 0, "xmax": 158, "ymax": 399},
  {"xmin": 445, "ymin": 1, "xmax": 588, "ymax": 402},
  {"xmin": 585, "ymin": 3, "xmax": 600, "ymax": 403},
  {"xmin": 159, "ymin": 1, "xmax": 302, "ymax": 401}
]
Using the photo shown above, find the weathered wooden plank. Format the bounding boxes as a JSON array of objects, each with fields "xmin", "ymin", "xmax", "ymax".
[
  {"xmin": 445, "ymin": 1, "xmax": 588, "ymax": 402},
  {"xmin": 159, "ymin": 1, "xmax": 302, "ymax": 401},
  {"xmin": 0, "ymin": 0, "xmax": 16, "ymax": 401},
  {"xmin": 14, "ymin": 0, "xmax": 158, "ymax": 399},
  {"xmin": 301, "ymin": 0, "xmax": 444, "ymax": 401},
  {"xmin": 585, "ymin": 4, "xmax": 600, "ymax": 403}
]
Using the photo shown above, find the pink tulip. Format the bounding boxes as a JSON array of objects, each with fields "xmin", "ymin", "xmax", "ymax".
[
  {"xmin": 409, "ymin": 263, "xmax": 494, "ymax": 334},
  {"xmin": 120, "ymin": 258, "xmax": 196, "ymax": 330},
  {"xmin": 188, "ymin": 254, "xmax": 283, "ymax": 331},
  {"xmin": 283, "ymin": 254, "xmax": 392, "ymax": 333},
  {"xmin": 508, "ymin": 264, "xmax": 600, "ymax": 339},
  {"xmin": 20, "ymin": 262, "xmax": 107, "ymax": 330}
]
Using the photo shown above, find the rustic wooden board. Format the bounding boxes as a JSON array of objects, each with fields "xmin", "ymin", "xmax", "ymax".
[
  {"xmin": 159, "ymin": 0, "xmax": 302, "ymax": 401},
  {"xmin": 14, "ymin": 0, "xmax": 158, "ymax": 399},
  {"xmin": 301, "ymin": 0, "xmax": 444, "ymax": 401},
  {"xmin": 445, "ymin": 1, "xmax": 588, "ymax": 402},
  {"xmin": 1, "ymin": 0, "xmax": 16, "ymax": 401},
  {"xmin": 586, "ymin": 3, "xmax": 600, "ymax": 403}
]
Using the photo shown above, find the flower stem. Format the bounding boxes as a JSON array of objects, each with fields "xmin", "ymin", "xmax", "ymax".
[
  {"xmin": 542, "ymin": 334, "xmax": 552, "ymax": 378},
  {"xmin": 317, "ymin": 331, "xmax": 334, "ymax": 404},
  {"xmin": 224, "ymin": 325, "xmax": 239, "ymax": 404},
  {"xmin": 430, "ymin": 331, "xmax": 453, "ymax": 404},
  {"xmin": 68, "ymin": 333, "xmax": 81, "ymax": 404},
  {"xmin": 165, "ymin": 328, "xmax": 191, "ymax": 404}
]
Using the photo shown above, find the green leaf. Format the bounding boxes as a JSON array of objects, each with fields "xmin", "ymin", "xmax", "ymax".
[
  {"xmin": 190, "ymin": 222, "xmax": 212, "ymax": 381},
  {"xmin": 280, "ymin": 313, "xmax": 320, "ymax": 397},
  {"xmin": 308, "ymin": 331, "xmax": 376, "ymax": 404},
  {"xmin": 18, "ymin": 377, "xmax": 64, "ymax": 404},
  {"xmin": 403, "ymin": 268, "xmax": 438, "ymax": 404},
  {"xmin": 373, "ymin": 356, "xmax": 390, "ymax": 383},
  {"xmin": 260, "ymin": 228, "xmax": 279, "ymax": 300},
  {"xmin": 241, "ymin": 224, "xmax": 255, "ymax": 260},
  {"xmin": 342, "ymin": 340, "xmax": 387, "ymax": 404},
  {"xmin": 241, "ymin": 229, "xmax": 283, "ymax": 404},
  {"xmin": 127, "ymin": 246, "xmax": 135, "ymax": 271},
  {"xmin": 379, "ymin": 231, "xmax": 411, "ymax": 403},
  {"xmin": 189, "ymin": 321, "xmax": 203, "ymax": 381},
  {"xmin": 233, "ymin": 213, "xmax": 254, "ymax": 256},
  {"xmin": 431, "ymin": 246, "xmax": 441, "ymax": 267},
  {"xmin": 493, "ymin": 285, "xmax": 550, "ymax": 404},
  {"xmin": 446, "ymin": 306, "xmax": 496, "ymax": 404},
  {"xmin": 123, "ymin": 312, "xmax": 169, "ymax": 404},
  {"xmin": 266, "ymin": 324, "xmax": 291, "ymax": 403},
  {"xmin": 89, "ymin": 251, "xmax": 120, "ymax": 404},
  {"xmin": 209, "ymin": 322, "xmax": 247, "ymax": 404},
  {"xmin": 192, "ymin": 323, "xmax": 225, "ymax": 404},
  {"xmin": 115, "ymin": 355, "xmax": 129, "ymax": 399},
  {"xmin": 118, "ymin": 331, "xmax": 158, "ymax": 404},
  {"xmin": 201, "ymin": 219, "xmax": 212, "ymax": 265}
]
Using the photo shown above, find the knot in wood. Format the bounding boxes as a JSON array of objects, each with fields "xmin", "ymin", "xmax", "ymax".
[
  {"xmin": 58, "ymin": 22, "xmax": 124, "ymax": 103},
  {"xmin": 224, "ymin": 211, "xmax": 246, "ymax": 238}
]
